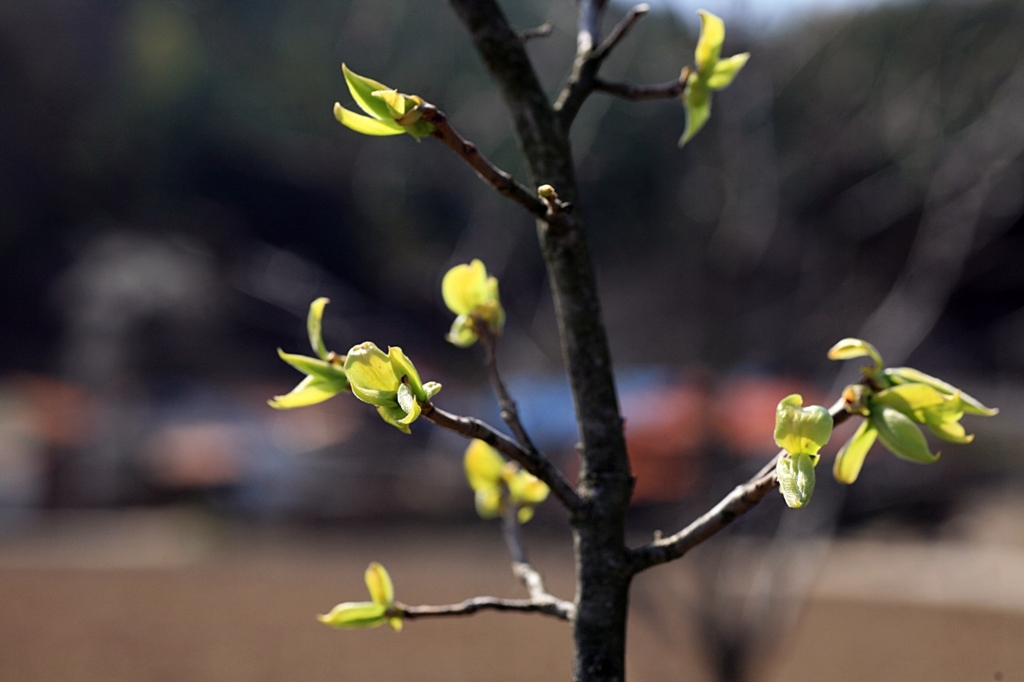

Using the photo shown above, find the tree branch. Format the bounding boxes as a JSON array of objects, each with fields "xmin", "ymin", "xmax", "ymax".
[
  {"xmin": 395, "ymin": 595, "xmax": 574, "ymax": 621},
  {"xmin": 422, "ymin": 105, "xmax": 546, "ymax": 218},
  {"xmin": 628, "ymin": 399, "xmax": 853, "ymax": 575},
  {"xmin": 555, "ymin": 3, "xmax": 651, "ymax": 129},
  {"xmin": 477, "ymin": 325, "xmax": 540, "ymax": 457},
  {"xmin": 593, "ymin": 3, "xmax": 649, "ymax": 61},
  {"xmin": 420, "ymin": 401, "xmax": 581, "ymax": 512},
  {"xmin": 593, "ymin": 69, "xmax": 689, "ymax": 101}
]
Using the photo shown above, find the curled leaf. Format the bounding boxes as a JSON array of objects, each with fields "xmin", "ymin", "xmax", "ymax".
[
  {"xmin": 706, "ymin": 52, "xmax": 749, "ymax": 90},
  {"xmin": 694, "ymin": 10, "xmax": 725, "ymax": 72},
  {"xmin": 777, "ymin": 452, "xmax": 818, "ymax": 509},
  {"xmin": 364, "ymin": 562, "xmax": 394, "ymax": 608},
  {"xmin": 342, "ymin": 64, "xmax": 394, "ymax": 121},
  {"xmin": 833, "ymin": 419, "xmax": 878, "ymax": 484},
  {"xmin": 827, "ymin": 338, "xmax": 884, "ymax": 369},
  {"xmin": 276, "ymin": 348, "xmax": 347, "ymax": 386},
  {"xmin": 883, "ymin": 366, "xmax": 998, "ymax": 416},
  {"xmin": 679, "ymin": 75, "xmax": 710, "ymax": 147},
  {"xmin": 334, "ymin": 103, "xmax": 405, "ymax": 136},
  {"xmin": 269, "ymin": 374, "xmax": 348, "ymax": 409},
  {"xmin": 317, "ymin": 601, "xmax": 387, "ymax": 629},
  {"xmin": 774, "ymin": 394, "xmax": 833, "ymax": 456},
  {"xmin": 307, "ymin": 297, "xmax": 331, "ymax": 360},
  {"xmin": 871, "ymin": 405, "xmax": 939, "ymax": 464}
]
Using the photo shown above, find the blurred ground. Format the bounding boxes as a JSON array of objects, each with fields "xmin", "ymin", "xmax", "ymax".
[{"xmin": 1, "ymin": 506, "xmax": 1022, "ymax": 682}]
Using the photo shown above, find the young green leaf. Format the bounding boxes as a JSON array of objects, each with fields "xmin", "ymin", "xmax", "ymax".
[
  {"xmin": 365, "ymin": 562, "xmax": 394, "ymax": 608},
  {"xmin": 342, "ymin": 64, "xmax": 395, "ymax": 121},
  {"xmin": 307, "ymin": 297, "xmax": 331, "ymax": 360},
  {"xmin": 317, "ymin": 601, "xmax": 387, "ymax": 629},
  {"xmin": 694, "ymin": 10, "xmax": 725, "ymax": 72},
  {"xmin": 333, "ymin": 103, "xmax": 405, "ymax": 136},
  {"xmin": 389, "ymin": 346, "xmax": 427, "ymax": 402},
  {"xmin": 883, "ymin": 366, "xmax": 998, "ymax": 416},
  {"xmin": 345, "ymin": 342, "xmax": 401, "ymax": 407},
  {"xmin": 827, "ymin": 338, "xmax": 884, "ymax": 369},
  {"xmin": 679, "ymin": 76, "xmax": 711, "ymax": 147},
  {"xmin": 774, "ymin": 394, "xmax": 833, "ymax": 456},
  {"xmin": 268, "ymin": 374, "xmax": 349, "ymax": 409},
  {"xmin": 464, "ymin": 439, "xmax": 505, "ymax": 492},
  {"xmin": 276, "ymin": 349, "xmax": 348, "ymax": 386},
  {"xmin": 777, "ymin": 452, "xmax": 818, "ymax": 508},
  {"xmin": 833, "ymin": 419, "xmax": 878, "ymax": 484},
  {"xmin": 871, "ymin": 405, "xmax": 939, "ymax": 464},
  {"xmin": 706, "ymin": 53, "xmax": 749, "ymax": 90}
]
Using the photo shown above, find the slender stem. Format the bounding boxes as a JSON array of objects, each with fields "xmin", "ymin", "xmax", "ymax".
[
  {"xmin": 502, "ymin": 505, "xmax": 565, "ymax": 609},
  {"xmin": 478, "ymin": 326, "xmax": 539, "ymax": 456},
  {"xmin": 421, "ymin": 105, "xmax": 546, "ymax": 218},
  {"xmin": 593, "ymin": 3, "xmax": 649, "ymax": 60},
  {"xmin": 556, "ymin": 3, "xmax": 651, "ymax": 129},
  {"xmin": 628, "ymin": 399, "xmax": 853, "ymax": 574},
  {"xmin": 593, "ymin": 69, "xmax": 689, "ymax": 101},
  {"xmin": 395, "ymin": 595, "xmax": 574, "ymax": 621},
  {"xmin": 420, "ymin": 401, "xmax": 581, "ymax": 511},
  {"xmin": 576, "ymin": 0, "xmax": 605, "ymax": 54}
]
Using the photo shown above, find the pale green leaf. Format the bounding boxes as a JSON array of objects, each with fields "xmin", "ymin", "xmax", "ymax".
[
  {"xmin": 872, "ymin": 406, "xmax": 939, "ymax": 464},
  {"xmin": 395, "ymin": 383, "xmax": 421, "ymax": 425},
  {"xmin": 389, "ymin": 346, "xmax": 426, "ymax": 402},
  {"xmin": 474, "ymin": 487, "xmax": 502, "ymax": 519},
  {"xmin": 317, "ymin": 601, "xmax": 387, "ymax": 629},
  {"xmin": 345, "ymin": 342, "xmax": 400, "ymax": 402},
  {"xmin": 307, "ymin": 297, "xmax": 331, "ymax": 360},
  {"xmin": 446, "ymin": 315, "xmax": 478, "ymax": 347},
  {"xmin": 334, "ymin": 104, "xmax": 404, "ymax": 136},
  {"xmin": 706, "ymin": 52, "xmax": 749, "ymax": 90},
  {"xmin": 679, "ymin": 76, "xmax": 711, "ymax": 147},
  {"xmin": 268, "ymin": 374, "xmax": 348, "ymax": 409},
  {"xmin": 506, "ymin": 468, "xmax": 549, "ymax": 506},
  {"xmin": 833, "ymin": 420, "xmax": 878, "ymax": 484},
  {"xmin": 873, "ymin": 383, "xmax": 955, "ymax": 423},
  {"xmin": 372, "ymin": 89, "xmax": 406, "ymax": 118},
  {"xmin": 777, "ymin": 452, "xmax": 818, "ymax": 509},
  {"xmin": 376, "ymin": 404, "xmax": 412, "ymax": 434},
  {"xmin": 276, "ymin": 349, "xmax": 347, "ymax": 386},
  {"xmin": 827, "ymin": 338, "xmax": 883, "ymax": 368},
  {"xmin": 423, "ymin": 382, "xmax": 442, "ymax": 400},
  {"xmin": 442, "ymin": 260, "xmax": 491, "ymax": 315},
  {"xmin": 342, "ymin": 64, "xmax": 394, "ymax": 120},
  {"xmin": 694, "ymin": 10, "xmax": 725, "ymax": 72},
  {"xmin": 884, "ymin": 367, "xmax": 998, "ymax": 416},
  {"xmin": 364, "ymin": 562, "xmax": 394, "ymax": 607},
  {"xmin": 774, "ymin": 394, "xmax": 833, "ymax": 456},
  {"xmin": 464, "ymin": 439, "xmax": 505, "ymax": 492},
  {"xmin": 926, "ymin": 419, "xmax": 974, "ymax": 444}
]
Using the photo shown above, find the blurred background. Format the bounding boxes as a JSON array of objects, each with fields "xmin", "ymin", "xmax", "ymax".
[{"xmin": 1, "ymin": 0, "xmax": 1023, "ymax": 680}]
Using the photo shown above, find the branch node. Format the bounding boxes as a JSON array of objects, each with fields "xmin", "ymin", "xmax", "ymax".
[{"xmin": 517, "ymin": 22, "xmax": 553, "ymax": 42}]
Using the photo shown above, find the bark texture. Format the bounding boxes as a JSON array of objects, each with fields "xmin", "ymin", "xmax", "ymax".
[{"xmin": 446, "ymin": 2, "xmax": 633, "ymax": 680}]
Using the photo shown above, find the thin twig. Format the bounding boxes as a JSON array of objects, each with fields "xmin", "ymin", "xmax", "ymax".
[
  {"xmin": 593, "ymin": 3, "xmax": 649, "ymax": 60},
  {"xmin": 593, "ymin": 69, "xmax": 689, "ymax": 101},
  {"xmin": 421, "ymin": 104, "xmax": 547, "ymax": 218},
  {"xmin": 420, "ymin": 401, "xmax": 582, "ymax": 512},
  {"xmin": 576, "ymin": 0, "xmax": 606, "ymax": 54},
  {"xmin": 517, "ymin": 22, "xmax": 553, "ymax": 42},
  {"xmin": 501, "ymin": 505, "xmax": 566, "ymax": 610},
  {"xmin": 555, "ymin": 2, "xmax": 651, "ymax": 128},
  {"xmin": 478, "ymin": 326, "xmax": 540, "ymax": 456},
  {"xmin": 395, "ymin": 595, "xmax": 574, "ymax": 621},
  {"xmin": 628, "ymin": 398, "xmax": 853, "ymax": 574}
]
